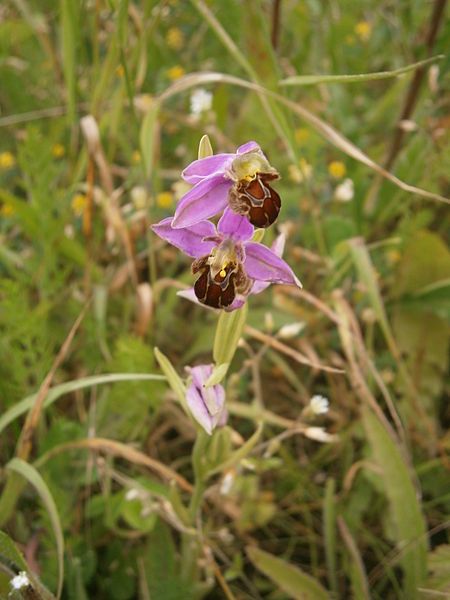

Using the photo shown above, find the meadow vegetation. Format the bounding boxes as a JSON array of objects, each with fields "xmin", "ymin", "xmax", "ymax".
[{"xmin": 0, "ymin": 1, "xmax": 449, "ymax": 598}]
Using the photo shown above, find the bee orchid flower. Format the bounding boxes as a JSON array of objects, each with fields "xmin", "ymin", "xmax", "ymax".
[
  {"xmin": 172, "ymin": 141, "xmax": 282, "ymax": 229},
  {"xmin": 152, "ymin": 208, "xmax": 301, "ymax": 310}
]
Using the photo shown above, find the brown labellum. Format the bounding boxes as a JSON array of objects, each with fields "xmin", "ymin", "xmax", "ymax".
[
  {"xmin": 230, "ymin": 172, "xmax": 281, "ymax": 228},
  {"xmin": 192, "ymin": 257, "xmax": 250, "ymax": 309}
]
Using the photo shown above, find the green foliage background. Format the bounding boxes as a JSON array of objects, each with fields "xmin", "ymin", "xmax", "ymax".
[{"xmin": 0, "ymin": 0, "xmax": 449, "ymax": 598}]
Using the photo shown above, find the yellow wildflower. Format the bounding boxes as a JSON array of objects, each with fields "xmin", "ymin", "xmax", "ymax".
[
  {"xmin": 0, "ymin": 152, "xmax": 15, "ymax": 170},
  {"xmin": 294, "ymin": 128, "xmax": 310, "ymax": 144},
  {"xmin": 355, "ymin": 21, "xmax": 372, "ymax": 42},
  {"xmin": 71, "ymin": 193, "xmax": 87, "ymax": 217},
  {"xmin": 132, "ymin": 150, "xmax": 141, "ymax": 164},
  {"xmin": 156, "ymin": 192, "xmax": 174, "ymax": 209},
  {"xmin": 166, "ymin": 27, "xmax": 184, "ymax": 51},
  {"xmin": 52, "ymin": 143, "xmax": 65, "ymax": 158},
  {"xmin": 328, "ymin": 161, "xmax": 346, "ymax": 179},
  {"xmin": 116, "ymin": 64, "xmax": 125, "ymax": 78},
  {"xmin": 167, "ymin": 65, "xmax": 185, "ymax": 81},
  {"xmin": 0, "ymin": 202, "xmax": 14, "ymax": 216}
]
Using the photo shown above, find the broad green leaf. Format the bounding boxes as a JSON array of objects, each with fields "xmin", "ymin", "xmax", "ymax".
[
  {"xmin": 213, "ymin": 303, "xmax": 248, "ymax": 365},
  {"xmin": 392, "ymin": 231, "xmax": 450, "ymax": 298},
  {"xmin": 6, "ymin": 459, "xmax": 65, "ymax": 599},
  {"xmin": 362, "ymin": 407, "xmax": 427, "ymax": 598},
  {"xmin": 247, "ymin": 546, "xmax": 329, "ymax": 600},
  {"xmin": 0, "ymin": 530, "xmax": 28, "ymax": 574},
  {"xmin": 280, "ymin": 56, "xmax": 442, "ymax": 86},
  {"xmin": 142, "ymin": 519, "xmax": 192, "ymax": 599},
  {"xmin": 0, "ymin": 374, "xmax": 166, "ymax": 436}
]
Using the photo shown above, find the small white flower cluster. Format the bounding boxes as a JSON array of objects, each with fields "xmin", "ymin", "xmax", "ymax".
[
  {"xmin": 10, "ymin": 571, "xmax": 30, "ymax": 590},
  {"xmin": 190, "ymin": 89, "xmax": 213, "ymax": 116},
  {"xmin": 309, "ymin": 394, "xmax": 329, "ymax": 415}
]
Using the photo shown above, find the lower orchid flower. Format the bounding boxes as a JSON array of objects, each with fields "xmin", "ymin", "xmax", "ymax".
[
  {"xmin": 172, "ymin": 141, "xmax": 281, "ymax": 230},
  {"xmin": 152, "ymin": 208, "xmax": 301, "ymax": 310},
  {"xmin": 186, "ymin": 364, "xmax": 227, "ymax": 435}
]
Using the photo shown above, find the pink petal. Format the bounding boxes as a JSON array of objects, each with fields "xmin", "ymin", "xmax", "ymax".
[
  {"xmin": 186, "ymin": 365, "xmax": 227, "ymax": 434},
  {"xmin": 151, "ymin": 217, "xmax": 216, "ymax": 258},
  {"xmin": 244, "ymin": 242, "xmax": 302, "ymax": 286},
  {"xmin": 217, "ymin": 207, "xmax": 254, "ymax": 241},
  {"xmin": 172, "ymin": 176, "xmax": 230, "ymax": 228},
  {"xmin": 182, "ymin": 153, "xmax": 234, "ymax": 184},
  {"xmin": 186, "ymin": 383, "xmax": 214, "ymax": 435},
  {"xmin": 237, "ymin": 141, "xmax": 260, "ymax": 154}
]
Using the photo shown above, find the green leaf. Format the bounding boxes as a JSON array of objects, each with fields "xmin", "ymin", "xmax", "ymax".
[
  {"xmin": 6, "ymin": 459, "xmax": 65, "ymax": 599},
  {"xmin": 0, "ymin": 373, "xmax": 166, "ymax": 436},
  {"xmin": 142, "ymin": 519, "xmax": 191, "ymax": 599},
  {"xmin": 213, "ymin": 303, "xmax": 248, "ymax": 365},
  {"xmin": 197, "ymin": 134, "xmax": 213, "ymax": 158},
  {"xmin": 323, "ymin": 479, "xmax": 338, "ymax": 596},
  {"xmin": 0, "ymin": 530, "xmax": 28, "ymax": 574},
  {"xmin": 154, "ymin": 348, "xmax": 189, "ymax": 415},
  {"xmin": 60, "ymin": 0, "xmax": 78, "ymax": 124},
  {"xmin": 247, "ymin": 546, "xmax": 329, "ymax": 600},
  {"xmin": 280, "ymin": 56, "xmax": 442, "ymax": 86},
  {"xmin": 361, "ymin": 407, "xmax": 427, "ymax": 598},
  {"xmin": 207, "ymin": 422, "xmax": 263, "ymax": 477},
  {"xmin": 204, "ymin": 362, "xmax": 229, "ymax": 387}
]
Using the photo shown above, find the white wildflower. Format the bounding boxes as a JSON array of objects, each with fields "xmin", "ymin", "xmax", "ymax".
[
  {"xmin": 334, "ymin": 178, "xmax": 354, "ymax": 202},
  {"xmin": 278, "ymin": 322, "xmax": 305, "ymax": 339},
  {"xmin": 190, "ymin": 89, "xmax": 213, "ymax": 116},
  {"xmin": 309, "ymin": 394, "xmax": 329, "ymax": 415},
  {"xmin": 10, "ymin": 572, "xmax": 30, "ymax": 590},
  {"xmin": 304, "ymin": 427, "xmax": 337, "ymax": 443},
  {"xmin": 125, "ymin": 488, "xmax": 140, "ymax": 501},
  {"xmin": 220, "ymin": 471, "xmax": 235, "ymax": 495}
]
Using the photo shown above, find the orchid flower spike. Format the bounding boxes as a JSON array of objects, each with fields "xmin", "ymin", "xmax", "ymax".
[
  {"xmin": 186, "ymin": 364, "xmax": 227, "ymax": 435},
  {"xmin": 172, "ymin": 141, "xmax": 281, "ymax": 230},
  {"xmin": 152, "ymin": 209, "xmax": 301, "ymax": 310}
]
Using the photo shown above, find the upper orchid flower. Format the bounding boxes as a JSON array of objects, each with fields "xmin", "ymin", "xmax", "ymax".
[
  {"xmin": 172, "ymin": 141, "xmax": 281, "ymax": 230},
  {"xmin": 152, "ymin": 208, "xmax": 301, "ymax": 310}
]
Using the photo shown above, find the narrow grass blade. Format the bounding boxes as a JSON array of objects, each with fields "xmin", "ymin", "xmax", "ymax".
[
  {"xmin": 154, "ymin": 348, "xmax": 188, "ymax": 414},
  {"xmin": 324, "ymin": 478, "xmax": 338, "ymax": 596},
  {"xmin": 0, "ymin": 374, "xmax": 165, "ymax": 435},
  {"xmin": 158, "ymin": 72, "xmax": 449, "ymax": 205},
  {"xmin": 60, "ymin": 0, "xmax": 78, "ymax": 124},
  {"xmin": 6, "ymin": 459, "xmax": 64, "ymax": 599},
  {"xmin": 362, "ymin": 407, "xmax": 427, "ymax": 598},
  {"xmin": 247, "ymin": 546, "xmax": 329, "ymax": 600},
  {"xmin": 140, "ymin": 101, "xmax": 160, "ymax": 179},
  {"xmin": 280, "ymin": 56, "xmax": 442, "ymax": 86},
  {"xmin": 337, "ymin": 516, "xmax": 370, "ymax": 600}
]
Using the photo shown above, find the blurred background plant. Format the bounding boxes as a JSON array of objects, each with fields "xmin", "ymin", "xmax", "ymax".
[{"xmin": 0, "ymin": 0, "xmax": 449, "ymax": 598}]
